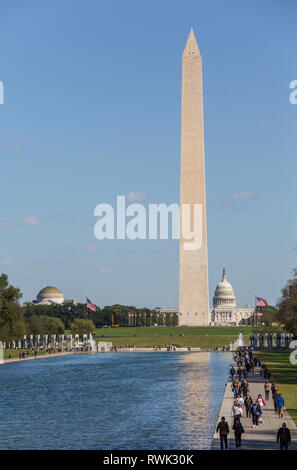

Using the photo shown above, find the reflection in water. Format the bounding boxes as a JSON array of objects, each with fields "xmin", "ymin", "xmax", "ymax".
[
  {"xmin": 177, "ymin": 352, "xmax": 210, "ymax": 449},
  {"xmin": 0, "ymin": 352, "xmax": 231, "ymax": 449},
  {"xmin": 177, "ymin": 352, "xmax": 231, "ymax": 449}
]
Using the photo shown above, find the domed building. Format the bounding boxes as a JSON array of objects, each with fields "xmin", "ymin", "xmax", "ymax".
[
  {"xmin": 149, "ymin": 268, "xmax": 255, "ymax": 326},
  {"xmin": 213, "ymin": 269, "xmax": 236, "ymax": 309},
  {"xmin": 33, "ymin": 286, "xmax": 76, "ymax": 306},
  {"xmin": 36, "ymin": 286, "xmax": 65, "ymax": 305},
  {"xmin": 211, "ymin": 269, "xmax": 255, "ymax": 325}
]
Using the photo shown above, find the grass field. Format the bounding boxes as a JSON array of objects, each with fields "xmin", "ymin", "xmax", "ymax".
[
  {"xmin": 258, "ymin": 351, "xmax": 297, "ymax": 425},
  {"xmin": 93, "ymin": 326, "xmax": 252, "ymax": 348}
]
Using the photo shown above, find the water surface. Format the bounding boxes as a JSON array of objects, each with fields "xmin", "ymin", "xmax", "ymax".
[{"xmin": 0, "ymin": 352, "xmax": 231, "ymax": 449}]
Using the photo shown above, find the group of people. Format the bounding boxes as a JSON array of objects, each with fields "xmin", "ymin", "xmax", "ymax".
[
  {"xmin": 216, "ymin": 348, "xmax": 292, "ymax": 450},
  {"xmin": 17, "ymin": 350, "xmax": 38, "ymax": 360}
]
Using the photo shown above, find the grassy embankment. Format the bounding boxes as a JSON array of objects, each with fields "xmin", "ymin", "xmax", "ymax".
[
  {"xmin": 93, "ymin": 326, "xmax": 252, "ymax": 349},
  {"xmin": 258, "ymin": 351, "xmax": 297, "ymax": 426}
]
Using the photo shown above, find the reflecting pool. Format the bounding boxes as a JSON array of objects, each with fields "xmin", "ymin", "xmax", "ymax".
[{"xmin": 0, "ymin": 352, "xmax": 231, "ymax": 449}]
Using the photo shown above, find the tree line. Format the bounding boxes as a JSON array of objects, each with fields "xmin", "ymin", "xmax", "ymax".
[
  {"xmin": 0, "ymin": 273, "xmax": 178, "ymax": 341},
  {"xmin": 3, "ymin": 268, "xmax": 296, "ymax": 341},
  {"xmin": 22, "ymin": 302, "xmax": 178, "ymax": 329}
]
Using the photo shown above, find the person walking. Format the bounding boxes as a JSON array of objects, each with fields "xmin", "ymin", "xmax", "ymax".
[
  {"xmin": 276, "ymin": 394, "xmax": 285, "ymax": 418},
  {"xmin": 237, "ymin": 394, "xmax": 243, "ymax": 417},
  {"xmin": 244, "ymin": 395, "xmax": 253, "ymax": 418},
  {"xmin": 271, "ymin": 382, "xmax": 276, "ymax": 400},
  {"xmin": 263, "ymin": 367, "xmax": 268, "ymax": 380},
  {"xmin": 241, "ymin": 379, "xmax": 249, "ymax": 398},
  {"xmin": 257, "ymin": 395, "xmax": 266, "ymax": 414},
  {"xmin": 232, "ymin": 379, "xmax": 240, "ymax": 399},
  {"xmin": 277, "ymin": 423, "xmax": 291, "ymax": 450},
  {"xmin": 264, "ymin": 381, "xmax": 270, "ymax": 401},
  {"xmin": 230, "ymin": 366, "xmax": 235, "ymax": 379},
  {"xmin": 251, "ymin": 402, "xmax": 261, "ymax": 428},
  {"xmin": 216, "ymin": 417, "xmax": 230, "ymax": 450},
  {"xmin": 232, "ymin": 401, "xmax": 242, "ymax": 421},
  {"xmin": 237, "ymin": 367, "xmax": 243, "ymax": 381},
  {"xmin": 233, "ymin": 418, "xmax": 245, "ymax": 448},
  {"xmin": 274, "ymin": 391, "xmax": 279, "ymax": 414}
]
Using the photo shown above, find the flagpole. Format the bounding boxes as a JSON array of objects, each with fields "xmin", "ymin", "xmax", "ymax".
[
  {"xmin": 254, "ymin": 295, "xmax": 257, "ymax": 328},
  {"xmin": 86, "ymin": 298, "xmax": 89, "ymax": 350}
]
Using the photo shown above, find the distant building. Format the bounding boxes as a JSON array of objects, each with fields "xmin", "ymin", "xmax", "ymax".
[
  {"xmin": 155, "ymin": 308, "xmax": 179, "ymax": 315},
  {"xmin": 210, "ymin": 269, "xmax": 255, "ymax": 326},
  {"xmin": 160, "ymin": 269, "xmax": 255, "ymax": 326},
  {"xmin": 33, "ymin": 286, "xmax": 76, "ymax": 306}
]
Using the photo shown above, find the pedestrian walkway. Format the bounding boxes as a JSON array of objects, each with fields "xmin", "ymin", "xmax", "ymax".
[
  {"xmin": 212, "ymin": 366, "xmax": 297, "ymax": 450},
  {"xmin": 3, "ymin": 351, "xmax": 73, "ymax": 364}
]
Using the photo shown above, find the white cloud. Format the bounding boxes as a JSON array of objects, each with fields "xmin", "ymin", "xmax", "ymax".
[
  {"xmin": 232, "ymin": 190, "xmax": 256, "ymax": 200},
  {"xmin": 21, "ymin": 216, "xmax": 39, "ymax": 226},
  {"xmin": 0, "ymin": 221, "xmax": 10, "ymax": 229},
  {"xmin": 126, "ymin": 192, "xmax": 147, "ymax": 204},
  {"xmin": 0, "ymin": 257, "xmax": 15, "ymax": 265},
  {"xmin": 100, "ymin": 266, "xmax": 112, "ymax": 273}
]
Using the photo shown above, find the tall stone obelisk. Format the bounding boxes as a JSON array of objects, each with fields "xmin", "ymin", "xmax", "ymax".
[{"xmin": 179, "ymin": 29, "xmax": 209, "ymax": 326}]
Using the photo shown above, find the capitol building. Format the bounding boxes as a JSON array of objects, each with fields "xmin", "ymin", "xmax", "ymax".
[
  {"xmin": 159, "ymin": 268, "xmax": 255, "ymax": 326},
  {"xmin": 32, "ymin": 286, "xmax": 76, "ymax": 306},
  {"xmin": 210, "ymin": 269, "xmax": 255, "ymax": 325}
]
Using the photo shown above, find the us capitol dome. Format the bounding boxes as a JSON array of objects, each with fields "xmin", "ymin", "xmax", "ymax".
[
  {"xmin": 210, "ymin": 269, "xmax": 255, "ymax": 325},
  {"xmin": 33, "ymin": 286, "xmax": 76, "ymax": 306},
  {"xmin": 213, "ymin": 268, "xmax": 236, "ymax": 308}
]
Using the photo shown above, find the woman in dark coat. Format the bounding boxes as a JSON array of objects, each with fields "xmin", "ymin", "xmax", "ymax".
[
  {"xmin": 244, "ymin": 395, "xmax": 253, "ymax": 418},
  {"xmin": 233, "ymin": 418, "xmax": 245, "ymax": 448}
]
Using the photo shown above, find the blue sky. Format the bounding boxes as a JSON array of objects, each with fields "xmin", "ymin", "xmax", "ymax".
[{"xmin": 0, "ymin": 0, "xmax": 296, "ymax": 308}]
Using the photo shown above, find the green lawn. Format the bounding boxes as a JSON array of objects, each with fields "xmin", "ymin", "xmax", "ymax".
[
  {"xmin": 93, "ymin": 326, "xmax": 252, "ymax": 348},
  {"xmin": 258, "ymin": 351, "xmax": 297, "ymax": 425}
]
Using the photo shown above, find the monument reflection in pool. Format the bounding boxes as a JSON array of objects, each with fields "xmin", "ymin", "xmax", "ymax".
[{"xmin": 176, "ymin": 352, "xmax": 231, "ymax": 449}]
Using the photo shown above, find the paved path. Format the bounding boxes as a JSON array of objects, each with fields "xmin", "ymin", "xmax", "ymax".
[
  {"xmin": 3, "ymin": 351, "xmax": 73, "ymax": 364},
  {"xmin": 212, "ymin": 366, "xmax": 297, "ymax": 450}
]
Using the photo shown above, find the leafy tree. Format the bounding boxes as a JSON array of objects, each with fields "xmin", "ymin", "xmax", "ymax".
[
  {"xmin": 26, "ymin": 314, "xmax": 45, "ymax": 335},
  {"xmin": 70, "ymin": 318, "xmax": 95, "ymax": 336},
  {"xmin": 277, "ymin": 269, "xmax": 297, "ymax": 336},
  {"xmin": 259, "ymin": 305, "xmax": 279, "ymax": 326},
  {"xmin": 39, "ymin": 316, "xmax": 65, "ymax": 335},
  {"xmin": 0, "ymin": 274, "xmax": 25, "ymax": 341},
  {"xmin": 22, "ymin": 299, "xmax": 177, "ymax": 329}
]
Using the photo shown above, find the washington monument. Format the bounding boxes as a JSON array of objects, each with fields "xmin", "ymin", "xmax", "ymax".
[{"xmin": 179, "ymin": 29, "xmax": 209, "ymax": 326}]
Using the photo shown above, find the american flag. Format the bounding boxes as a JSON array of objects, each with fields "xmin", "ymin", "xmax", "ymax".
[
  {"xmin": 256, "ymin": 297, "xmax": 268, "ymax": 307},
  {"xmin": 86, "ymin": 298, "xmax": 96, "ymax": 312}
]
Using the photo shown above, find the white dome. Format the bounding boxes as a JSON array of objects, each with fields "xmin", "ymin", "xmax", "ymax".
[
  {"xmin": 213, "ymin": 269, "xmax": 236, "ymax": 308},
  {"xmin": 36, "ymin": 286, "xmax": 64, "ymax": 305}
]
